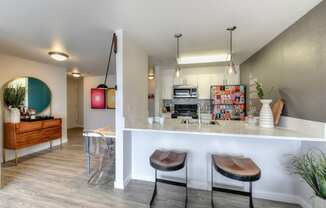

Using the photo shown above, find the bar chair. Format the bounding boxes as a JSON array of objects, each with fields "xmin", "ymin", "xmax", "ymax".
[
  {"xmin": 149, "ymin": 149, "xmax": 188, "ymax": 208},
  {"xmin": 211, "ymin": 154, "xmax": 261, "ymax": 208},
  {"xmin": 84, "ymin": 130, "xmax": 115, "ymax": 185}
]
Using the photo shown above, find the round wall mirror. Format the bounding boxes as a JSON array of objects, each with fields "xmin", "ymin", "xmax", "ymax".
[{"xmin": 4, "ymin": 77, "xmax": 51, "ymax": 114}]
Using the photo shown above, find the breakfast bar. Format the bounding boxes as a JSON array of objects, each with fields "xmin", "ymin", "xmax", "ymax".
[{"xmin": 122, "ymin": 118, "xmax": 326, "ymax": 204}]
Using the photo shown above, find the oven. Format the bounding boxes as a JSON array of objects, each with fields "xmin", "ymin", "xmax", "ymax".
[{"xmin": 171, "ymin": 104, "xmax": 198, "ymax": 119}]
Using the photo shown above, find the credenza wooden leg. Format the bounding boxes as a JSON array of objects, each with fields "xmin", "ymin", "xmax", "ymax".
[
  {"xmin": 50, "ymin": 141, "xmax": 53, "ymax": 150},
  {"xmin": 14, "ymin": 150, "xmax": 18, "ymax": 165},
  {"xmin": 3, "ymin": 148, "xmax": 6, "ymax": 164},
  {"xmin": 60, "ymin": 138, "xmax": 63, "ymax": 149}
]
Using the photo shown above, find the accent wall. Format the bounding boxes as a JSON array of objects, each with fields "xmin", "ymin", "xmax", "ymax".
[{"xmin": 240, "ymin": 1, "xmax": 326, "ymax": 122}]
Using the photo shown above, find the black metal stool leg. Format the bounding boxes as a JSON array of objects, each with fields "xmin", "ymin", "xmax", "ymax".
[
  {"xmin": 185, "ymin": 159, "xmax": 188, "ymax": 208},
  {"xmin": 150, "ymin": 169, "xmax": 158, "ymax": 207},
  {"xmin": 249, "ymin": 181, "xmax": 254, "ymax": 208},
  {"xmin": 211, "ymin": 159, "xmax": 214, "ymax": 208}
]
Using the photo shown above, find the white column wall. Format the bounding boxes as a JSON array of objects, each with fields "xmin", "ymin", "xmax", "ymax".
[{"xmin": 114, "ymin": 30, "xmax": 149, "ymax": 189}]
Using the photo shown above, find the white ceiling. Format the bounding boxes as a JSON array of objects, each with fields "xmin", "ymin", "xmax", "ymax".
[{"xmin": 0, "ymin": 0, "xmax": 322, "ymax": 75}]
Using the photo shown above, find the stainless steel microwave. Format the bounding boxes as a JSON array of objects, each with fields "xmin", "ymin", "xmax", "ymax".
[{"xmin": 173, "ymin": 85, "xmax": 198, "ymax": 98}]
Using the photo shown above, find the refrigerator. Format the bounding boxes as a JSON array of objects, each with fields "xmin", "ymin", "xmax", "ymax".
[{"xmin": 211, "ymin": 85, "xmax": 246, "ymax": 120}]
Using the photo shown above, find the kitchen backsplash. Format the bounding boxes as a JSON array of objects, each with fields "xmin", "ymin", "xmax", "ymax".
[{"xmin": 162, "ymin": 99, "xmax": 212, "ymax": 113}]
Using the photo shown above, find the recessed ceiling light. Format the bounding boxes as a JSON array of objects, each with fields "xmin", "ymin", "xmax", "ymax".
[
  {"xmin": 48, "ymin": 51, "xmax": 69, "ymax": 61},
  {"xmin": 72, "ymin": 72, "xmax": 81, "ymax": 78},
  {"xmin": 178, "ymin": 54, "xmax": 230, "ymax": 65}
]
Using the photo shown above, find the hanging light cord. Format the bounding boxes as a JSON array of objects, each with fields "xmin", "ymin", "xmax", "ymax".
[
  {"xmin": 177, "ymin": 36, "xmax": 180, "ymax": 60},
  {"xmin": 227, "ymin": 26, "xmax": 236, "ymax": 63},
  {"xmin": 229, "ymin": 29, "xmax": 233, "ymax": 63},
  {"xmin": 103, "ymin": 33, "xmax": 117, "ymax": 87},
  {"xmin": 174, "ymin": 33, "xmax": 182, "ymax": 72},
  {"xmin": 98, "ymin": 33, "xmax": 117, "ymax": 89}
]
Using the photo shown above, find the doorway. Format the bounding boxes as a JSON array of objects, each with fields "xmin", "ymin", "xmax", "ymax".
[{"xmin": 67, "ymin": 76, "xmax": 84, "ymax": 130}]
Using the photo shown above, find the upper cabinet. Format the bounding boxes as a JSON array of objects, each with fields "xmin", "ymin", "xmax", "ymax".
[
  {"xmin": 158, "ymin": 67, "xmax": 240, "ymax": 100},
  {"xmin": 197, "ymin": 76, "xmax": 211, "ymax": 99},
  {"xmin": 161, "ymin": 75, "xmax": 173, "ymax": 99}
]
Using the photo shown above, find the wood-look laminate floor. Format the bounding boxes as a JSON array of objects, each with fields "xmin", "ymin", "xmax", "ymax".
[{"xmin": 0, "ymin": 128, "xmax": 301, "ymax": 208}]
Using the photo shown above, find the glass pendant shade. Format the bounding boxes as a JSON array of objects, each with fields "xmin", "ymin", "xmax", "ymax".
[
  {"xmin": 228, "ymin": 62, "xmax": 237, "ymax": 74},
  {"xmin": 176, "ymin": 68, "xmax": 180, "ymax": 78}
]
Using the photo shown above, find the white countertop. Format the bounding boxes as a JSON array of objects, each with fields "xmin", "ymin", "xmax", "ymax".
[
  {"xmin": 83, "ymin": 127, "xmax": 116, "ymax": 138},
  {"xmin": 124, "ymin": 118, "xmax": 326, "ymax": 142}
]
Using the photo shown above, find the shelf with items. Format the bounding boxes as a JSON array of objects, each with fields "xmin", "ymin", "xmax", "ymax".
[{"xmin": 210, "ymin": 85, "xmax": 246, "ymax": 121}]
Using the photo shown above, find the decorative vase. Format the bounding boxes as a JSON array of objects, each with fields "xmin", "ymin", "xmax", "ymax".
[
  {"xmin": 259, "ymin": 99, "xmax": 274, "ymax": 128},
  {"xmin": 4, "ymin": 108, "xmax": 11, "ymax": 123},
  {"xmin": 10, "ymin": 108, "xmax": 21, "ymax": 123},
  {"xmin": 313, "ymin": 196, "xmax": 326, "ymax": 208}
]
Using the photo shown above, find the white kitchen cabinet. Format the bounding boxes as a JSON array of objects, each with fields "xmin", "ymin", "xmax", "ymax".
[
  {"xmin": 161, "ymin": 75, "xmax": 173, "ymax": 99},
  {"xmin": 185, "ymin": 75, "xmax": 198, "ymax": 87},
  {"xmin": 198, "ymin": 76, "xmax": 211, "ymax": 99}
]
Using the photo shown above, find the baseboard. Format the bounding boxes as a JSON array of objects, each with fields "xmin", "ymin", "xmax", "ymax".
[
  {"xmin": 114, "ymin": 175, "xmax": 131, "ymax": 190},
  {"xmin": 124, "ymin": 175, "xmax": 131, "ymax": 187},
  {"xmin": 3, "ymin": 137, "xmax": 68, "ymax": 163},
  {"xmin": 131, "ymin": 175, "xmax": 304, "ymax": 205},
  {"xmin": 297, "ymin": 197, "xmax": 312, "ymax": 208},
  {"xmin": 254, "ymin": 191, "xmax": 298, "ymax": 204}
]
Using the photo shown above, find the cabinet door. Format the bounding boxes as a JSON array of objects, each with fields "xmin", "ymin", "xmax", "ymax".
[
  {"xmin": 198, "ymin": 76, "xmax": 211, "ymax": 99},
  {"xmin": 161, "ymin": 76, "xmax": 173, "ymax": 99},
  {"xmin": 185, "ymin": 75, "xmax": 198, "ymax": 87}
]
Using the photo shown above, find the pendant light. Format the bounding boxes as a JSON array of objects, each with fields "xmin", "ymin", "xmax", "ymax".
[
  {"xmin": 227, "ymin": 26, "xmax": 237, "ymax": 74},
  {"xmin": 97, "ymin": 33, "xmax": 118, "ymax": 89},
  {"xmin": 174, "ymin": 33, "xmax": 183, "ymax": 78}
]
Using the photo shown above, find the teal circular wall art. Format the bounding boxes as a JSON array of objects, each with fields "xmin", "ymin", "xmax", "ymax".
[{"xmin": 5, "ymin": 77, "xmax": 51, "ymax": 113}]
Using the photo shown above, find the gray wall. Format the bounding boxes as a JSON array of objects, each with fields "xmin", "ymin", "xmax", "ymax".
[{"xmin": 240, "ymin": 1, "xmax": 326, "ymax": 122}]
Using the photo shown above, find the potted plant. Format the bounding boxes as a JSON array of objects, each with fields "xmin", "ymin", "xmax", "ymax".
[
  {"xmin": 3, "ymin": 85, "xmax": 25, "ymax": 123},
  {"xmin": 255, "ymin": 81, "xmax": 274, "ymax": 128},
  {"xmin": 290, "ymin": 150, "xmax": 326, "ymax": 208}
]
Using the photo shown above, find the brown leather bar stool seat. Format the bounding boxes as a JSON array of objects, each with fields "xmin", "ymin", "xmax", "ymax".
[
  {"xmin": 150, "ymin": 150, "xmax": 187, "ymax": 171},
  {"xmin": 211, "ymin": 155, "xmax": 261, "ymax": 208},
  {"xmin": 149, "ymin": 150, "xmax": 188, "ymax": 207}
]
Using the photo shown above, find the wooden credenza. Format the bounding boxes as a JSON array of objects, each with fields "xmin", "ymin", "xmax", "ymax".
[{"xmin": 4, "ymin": 118, "xmax": 62, "ymax": 164}]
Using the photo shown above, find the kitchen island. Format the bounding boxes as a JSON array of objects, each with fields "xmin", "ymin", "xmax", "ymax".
[{"xmin": 121, "ymin": 118, "xmax": 326, "ymax": 205}]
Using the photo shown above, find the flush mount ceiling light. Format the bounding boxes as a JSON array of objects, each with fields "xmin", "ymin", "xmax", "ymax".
[
  {"xmin": 148, "ymin": 65, "xmax": 155, "ymax": 80},
  {"xmin": 148, "ymin": 74, "xmax": 155, "ymax": 80},
  {"xmin": 178, "ymin": 54, "xmax": 230, "ymax": 65},
  {"xmin": 48, "ymin": 51, "xmax": 69, "ymax": 61},
  {"xmin": 174, "ymin": 33, "xmax": 183, "ymax": 78},
  {"xmin": 72, "ymin": 72, "xmax": 81, "ymax": 78},
  {"xmin": 226, "ymin": 26, "xmax": 237, "ymax": 74}
]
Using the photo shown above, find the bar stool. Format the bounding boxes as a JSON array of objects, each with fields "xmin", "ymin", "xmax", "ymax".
[
  {"xmin": 84, "ymin": 130, "xmax": 115, "ymax": 185},
  {"xmin": 149, "ymin": 150, "xmax": 188, "ymax": 208},
  {"xmin": 211, "ymin": 154, "xmax": 261, "ymax": 208}
]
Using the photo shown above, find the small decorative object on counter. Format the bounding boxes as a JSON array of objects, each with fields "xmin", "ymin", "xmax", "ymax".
[
  {"xmin": 246, "ymin": 115, "xmax": 258, "ymax": 126},
  {"xmin": 259, "ymin": 99, "xmax": 274, "ymax": 128},
  {"xmin": 255, "ymin": 81, "xmax": 274, "ymax": 128},
  {"xmin": 148, "ymin": 117, "xmax": 154, "ymax": 125},
  {"xmin": 290, "ymin": 150, "xmax": 326, "ymax": 208},
  {"xmin": 159, "ymin": 117, "xmax": 165, "ymax": 125}
]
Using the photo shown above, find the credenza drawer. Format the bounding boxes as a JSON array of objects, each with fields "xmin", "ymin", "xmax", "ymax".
[
  {"xmin": 43, "ymin": 119, "xmax": 61, "ymax": 128},
  {"xmin": 16, "ymin": 130, "xmax": 43, "ymax": 148},
  {"xmin": 42, "ymin": 127, "xmax": 61, "ymax": 141},
  {"xmin": 16, "ymin": 121, "xmax": 42, "ymax": 133}
]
